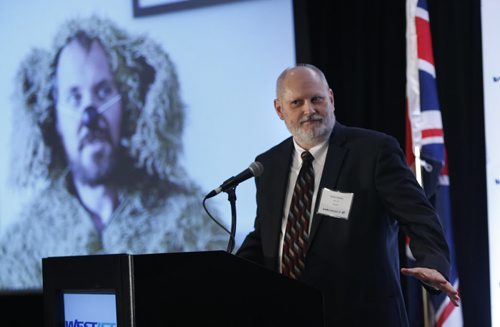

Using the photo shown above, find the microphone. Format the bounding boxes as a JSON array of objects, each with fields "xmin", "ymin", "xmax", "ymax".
[{"xmin": 205, "ymin": 161, "xmax": 264, "ymax": 199}]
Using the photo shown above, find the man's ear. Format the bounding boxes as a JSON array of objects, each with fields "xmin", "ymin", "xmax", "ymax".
[
  {"xmin": 329, "ymin": 88, "xmax": 335, "ymax": 105},
  {"xmin": 274, "ymin": 99, "xmax": 284, "ymax": 120}
]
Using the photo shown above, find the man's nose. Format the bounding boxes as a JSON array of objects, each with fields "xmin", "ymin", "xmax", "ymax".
[
  {"xmin": 81, "ymin": 105, "xmax": 100, "ymax": 129},
  {"xmin": 303, "ymin": 101, "xmax": 316, "ymax": 115}
]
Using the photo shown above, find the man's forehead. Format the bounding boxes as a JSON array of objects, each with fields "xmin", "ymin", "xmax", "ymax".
[
  {"xmin": 56, "ymin": 39, "xmax": 113, "ymax": 88},
  {"xmin": 281, "ymin": 69, "xmax": 327, "ymax": 96}
]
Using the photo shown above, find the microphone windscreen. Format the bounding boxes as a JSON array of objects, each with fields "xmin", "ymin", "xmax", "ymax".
[{"xmin": 248, "ymin": 161, "xmax": 264, "ymax": 177}]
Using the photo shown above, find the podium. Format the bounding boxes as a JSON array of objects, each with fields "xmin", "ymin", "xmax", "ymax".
[{"xmin": 43, "ymin": 251, "xmax": 324, "ymax": 326}]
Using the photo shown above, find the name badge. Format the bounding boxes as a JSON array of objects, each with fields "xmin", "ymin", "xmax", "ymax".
[{"xmin": 317, "ymin": 188, "xmax": 354, "ymax": 220}]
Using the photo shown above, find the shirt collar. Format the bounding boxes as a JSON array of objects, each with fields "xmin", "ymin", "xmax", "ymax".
[{"xmin": 292, "ymin": 138, "xmax": 329, "ymax": 163}]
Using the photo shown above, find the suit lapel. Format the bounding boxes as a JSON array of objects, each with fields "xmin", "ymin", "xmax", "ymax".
[
  {"xmin": 308, "ymin": 123, "xmax": 348, "ymax": 244},
  {"xmin": 264, "ymin": 139, "xmax": 294, "ymax": 261}
]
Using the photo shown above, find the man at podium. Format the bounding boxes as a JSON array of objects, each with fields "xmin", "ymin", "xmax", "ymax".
[{"xmin": 237, "ymin": 64, "xmax": 459, "ymax": 326}]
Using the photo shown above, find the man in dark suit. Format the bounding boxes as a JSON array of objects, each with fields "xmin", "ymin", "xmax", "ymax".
[{"xmin": 237, "ymin": 64, "xmax": 459, "ymax": 326}]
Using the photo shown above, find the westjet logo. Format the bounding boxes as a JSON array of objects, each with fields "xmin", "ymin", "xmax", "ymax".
[{"xmin": 65, "ymin": 320, "xmax": 116, "ymax": 327}]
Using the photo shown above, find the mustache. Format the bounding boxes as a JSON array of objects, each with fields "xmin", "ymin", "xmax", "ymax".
[
  {"xmin": 78, "ymin": 127, "xmax": 112, "ymax": 151},
  {"xmin": 300, "ymin": 113, "xmax": 323, "ymax": 124}
]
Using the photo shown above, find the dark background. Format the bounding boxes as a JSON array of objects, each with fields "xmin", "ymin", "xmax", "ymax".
[
  {"xmin": 294, "ymin": 0, "xmax": 488, "ymax": 325},
  {"xmin": 0, "ymin": 0, "xmax": 490, "ymax": 325}
]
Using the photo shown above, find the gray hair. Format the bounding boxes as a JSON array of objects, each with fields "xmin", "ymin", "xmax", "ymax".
[{"xmin": 275, "ymin": 63, "xmax": 330, "ymax": 98}]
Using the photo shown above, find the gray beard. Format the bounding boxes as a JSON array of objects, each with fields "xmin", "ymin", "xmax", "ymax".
[{"xmin": 289, "ymin": 114, "xmax": 335, "ymax": 147}]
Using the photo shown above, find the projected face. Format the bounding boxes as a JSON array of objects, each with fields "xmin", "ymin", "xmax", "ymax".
[
  {"xmin": 55, "ymin": 40, "xmax": 123, "ymax": 186},
  {"xmin": 274, "ymin": 67, "xmax": 335, "ymax": 149}
]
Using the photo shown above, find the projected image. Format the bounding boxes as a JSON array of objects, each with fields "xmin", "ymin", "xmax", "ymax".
[
  {"xmin": 0, "ymin": 16, "xmax": 226, "ymax": 290},
  {"xmin": 0, "ymin": 0, "xmax": 295, "ymax": 291}
]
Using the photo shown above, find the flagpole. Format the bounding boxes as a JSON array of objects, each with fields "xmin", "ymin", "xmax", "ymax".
[{"xmin": 414, "ymin": 145, "xmax": 431, "ymax": 327}]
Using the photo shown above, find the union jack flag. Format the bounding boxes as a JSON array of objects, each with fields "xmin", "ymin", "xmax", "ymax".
[{"xmin": 405, "ymin": 0, "xmax": 463, "ymax": 326}]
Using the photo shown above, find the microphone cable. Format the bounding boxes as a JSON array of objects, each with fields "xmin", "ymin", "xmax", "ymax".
[{"xmin": 202, "ymin": 197, "xmax": 234, "ymax": 248}]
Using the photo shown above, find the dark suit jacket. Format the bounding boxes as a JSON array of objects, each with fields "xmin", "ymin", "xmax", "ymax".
[{"xmin": 237, "ymin": 122, "xmax": 450, "ymax": 326}]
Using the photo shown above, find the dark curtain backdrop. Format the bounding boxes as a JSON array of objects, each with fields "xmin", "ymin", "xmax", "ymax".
[{"xmin": 294, "ymin": 0, "xmax": 489, "ymax": 325}]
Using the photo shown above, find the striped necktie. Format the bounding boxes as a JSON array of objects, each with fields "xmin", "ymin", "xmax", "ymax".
[{"xmin": 281, "ymin": 151, "xmax": 315, "ymax": 279}]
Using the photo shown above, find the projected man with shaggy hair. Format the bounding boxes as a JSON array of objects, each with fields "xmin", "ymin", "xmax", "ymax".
[{"xmin": 0, "ymin": 17, "xmax": 225, "ymax": 289}]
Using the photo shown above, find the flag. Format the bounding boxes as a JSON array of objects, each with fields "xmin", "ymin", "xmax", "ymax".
[{"xmin": 405, "ymin": 0, "xmax": 463, "ymax": 326}]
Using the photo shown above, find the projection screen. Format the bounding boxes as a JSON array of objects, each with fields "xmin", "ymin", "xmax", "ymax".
[{"xmin": 0, "ymin": 0, "xmax": 295, "ymax": 290}]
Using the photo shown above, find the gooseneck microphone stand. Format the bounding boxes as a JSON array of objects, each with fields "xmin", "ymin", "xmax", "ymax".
[{"xmin": 225, "ymin": 187, "xmax": 237, "ymax": 253}]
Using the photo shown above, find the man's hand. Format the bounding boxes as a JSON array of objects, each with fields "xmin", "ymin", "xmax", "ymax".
[{"xmin": 401, "ymin": 267, "xmax": 460, "ymax": 307}]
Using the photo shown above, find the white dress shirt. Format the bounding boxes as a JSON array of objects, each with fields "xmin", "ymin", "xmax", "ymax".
[{"xmin": 278, "ymin": 138, "xmax": 329, "ymax": 271}]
